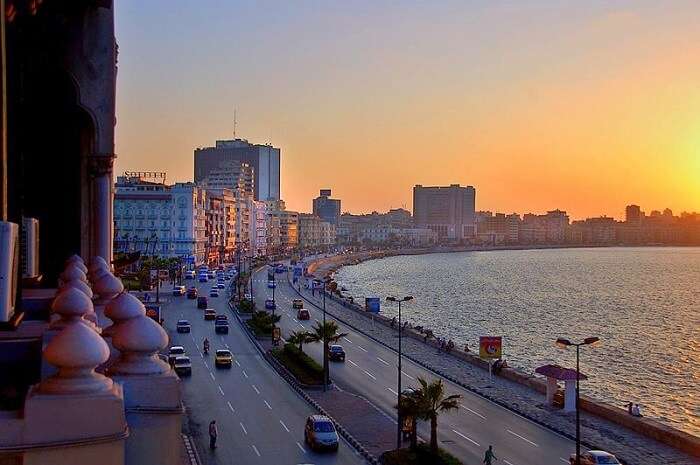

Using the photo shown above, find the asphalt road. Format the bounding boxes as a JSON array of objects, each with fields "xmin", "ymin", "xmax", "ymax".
[
  {"xmin": 256, "ymin": 267, "xmax": 578, "ymax": 465},
  {"xmin": 162, "ymin": 275, "xmax": 366, "ymax": 465}
]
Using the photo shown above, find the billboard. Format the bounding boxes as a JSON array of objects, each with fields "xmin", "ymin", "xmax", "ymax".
[
  {"xmin": 365, "ymin": 297, "xmax": 380, "ymax": 313},
  {"xmin": 479, "ymin": 336, "xmax": 502, "ymax": 359},
  {"xmin": 144, "ymin": 304, "xmax": 161, "ymax": 324}
]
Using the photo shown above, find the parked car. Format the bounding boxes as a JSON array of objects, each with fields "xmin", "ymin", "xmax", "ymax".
[
  {"xmin": 292, "ymin": 299, "xmax": 304, "ymax": 309},
  {"xmin": 215, "ymin": 320, "xmax": 229, "ymax": 334},
  {"xmin": 168, "ymin": 346, "xmax": 185, "ymax": 365},
  {"xmin": 186, "ymin": 287, "xmax": 198, "ymax": 299},
  {"xmin": 197, "ymin": 296, "xmax": 208, "ymax": 309},
  {"xmin": 172, "ymin": 285, "xmax": 185, "ymax": 296},
  {"xmin": 267, "ymin": 280, "xmax": 276, "ymax": 289},
  {"xmin": 569, "ymin": 451, "xmax": 621, "ymax": 465},
  {"xmin": 176, "ymin": 320, "xmax": 191, "ymax": 333},
  {"xmin": 304, "ymin": 415, "xmax": 339, "ymax": 451},
  {"xmin": 265, "ymin": 299, "xmax": 276, "ymax": 310},
  {"xmin": 210, "ymin": 288, "xmax": 219, "ymax": 297},
  {"xmin": 297, "ymin": 308, "xmax": 310, "ymax": 320},
  {"xmin": 215, "ymin": 349, "xmax": 233, "ymax": 367},
  {"xmin": 328, "ymin": 344, "xmax": 345, "ymax": 362},
  {"xmin": 204, "ymin": 309, "xmax": 217, "ymax": 321},
  {"xmin": 173, "ymin": 356, "xmax": 192, "ymax": 376}
]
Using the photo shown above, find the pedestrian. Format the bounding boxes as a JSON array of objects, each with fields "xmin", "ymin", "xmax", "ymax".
[
  {"xmin": 632, "ymin": 403, "xmax": 642, "ymax": 417},
  {"xmin": 208, "ymin": 420, "xmax": 218, "ymax": 449},
  {"xmin": 627, "ymin": 402, "xmax": 633, "ymax": 415},
  {"xmin": 483, "ymin": 445, "xmax": 497, "ymax": 465},
  {"xmin": 464, "ymin": 343, "xmax": 470, "ymax": 352}
]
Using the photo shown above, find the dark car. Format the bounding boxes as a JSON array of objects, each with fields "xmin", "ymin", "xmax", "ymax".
[
  {"xmin": 297, "ymin": 308, "xmax": 310, "ymax": 320},
  {"xmin": 265, "ymin": 299, "xmax": 276, "ymax": 310},
  {"xmin": 215, "ymin": 314, "xmax": 228, "ymax": 322},
  {"xmin": 204, "ymin": 309, "xmax": 217, "ymax": 321},
  {"xmin": 176, "ymin": 319, "xmax": 191, "ymax": 333},
  {"xmin": 186, "ymin": 287, "xmax": 198, "ymax": 299},
  {"xmin": 168, "ymin": 346, "xmax": 185, "ymax": 365},
  {"xmin": 173, "ymin": 356, "xmax": 192, "ymax": 376},
  {"xmin": 215, "ymin": 320, "xmax": 229, "ymax": 334},
  {"xmin": 328, "ymin": 344, "xmax": 345, "ymax": 362},
  {"xmin": 197, "ymin": 296, "xmax": 208, "ymax": 309}
]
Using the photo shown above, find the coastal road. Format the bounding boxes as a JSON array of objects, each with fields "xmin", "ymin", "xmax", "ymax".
[
  {"xmin": 162, "ymin": 276, "xmax": 366, "ymax": 465},
  {"xmin": 255, "ymin": 266, "xmax": 577, "ymax": 465}
]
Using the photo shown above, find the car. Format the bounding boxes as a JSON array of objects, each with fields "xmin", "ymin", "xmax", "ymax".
[
  {"xmin": 292, "ymin": 299, "xmax": 304, "ymax": 309},
  {"xmin": 328, "ymin": 344, "xmax": 345, "ymax": 362},
  {"xmin": 304, "ymin": 415, "xmax": 339, "ymax": 451},
  {"xmin": 197, "ymin": 296, "xmax": 208, "ymax": 309},
  {"xmin": 210, "ymin": 288, "xmax": 219, "ymax": 297},
  {"xmin": 207, "ymin": 271, "xmax": 216, "ymax": 279},
  {"xmin": 223, "ymin": 274, "xmax": 231, "ymax": 280},
  {"xmin": 267, "ymin": 280, "xmax": 276, "ymax": 289},
  {"xmin": 204, "ymin": 309, "xmax": 217, "ymax": 320},
  {"xmin": 217, "ymin": 282, "xmax": 225, "ymax": 289},
  {"xmin": 198, "ymin": 275, "xmax": 208, "ymax": 283},
  {"xmin": 215, "ymin": 314, "xmax": 228, "ymax": 322},
  {"xmin": 186, "ymin": 287, "xmax": 198, "ymax": 299},
  {"xmin": 172, "ymin": 285, "xmax": 185, "ymax": 296},
  {"xmin": 215, "ymin": 320, "xmax": 229, "ymax": 334},
  {"xmin": 569, "ymin": 450, "xmax": 621, "ymax": 465},
  {"xmin": 265, "ymin": 299, "xmax": 276, "ymax": 310},
  {"xmin": 173, "ymin": 356, "xmax": 192, "ymax": 376},
  {"xmin": 297, "ymin": 308, "xmax": 310, "ymax": 320},
  {"xmin": 214, "ymin": 349, "xmax": 233, "ymax": 367},
  {"xmin": 176, "ymin": 319, "xmax": 191, "ymax": 333},
  {"xmin": 275, "ymin": 264, "xmax": 286, "ymax": 273},
  {"xmin": 244, "ymin": 293, "xmax": 252, "ymax": 300},
  {"xmin": 184, "ymin": 271, "xmax": 195, "ymax": 280},
  {"xmin": 168, "ymin": 346, "xmax": 185, "ymax": 365}
]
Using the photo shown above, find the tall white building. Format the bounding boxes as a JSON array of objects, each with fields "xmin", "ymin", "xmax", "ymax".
[
  {"xmin": 113, "ymin": 176, "xmax": 208, "ymax": 264},
  {"xmin": 249, "ymin": 199, "xmax": 267, "ymax": 257}
]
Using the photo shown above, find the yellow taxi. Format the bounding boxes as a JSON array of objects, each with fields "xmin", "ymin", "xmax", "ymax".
[{"xmin": 215, "ymin": 349, "xmax": 233, "ymax": 368}]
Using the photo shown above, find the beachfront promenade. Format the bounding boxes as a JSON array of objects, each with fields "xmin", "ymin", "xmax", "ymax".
[{"xmin": 270, "ymin": 254, "xmax": 698, "ymax": 465}]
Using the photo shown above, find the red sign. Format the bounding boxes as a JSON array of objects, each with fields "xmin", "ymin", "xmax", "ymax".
[{"xmin": 479, "ymin": 336, "xmax": 502, "ymax": 359}]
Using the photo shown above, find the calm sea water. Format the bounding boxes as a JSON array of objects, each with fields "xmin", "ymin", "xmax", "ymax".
[{"xmin": 334, "ymin": 247, "xmax": 700, "ymax": 436}]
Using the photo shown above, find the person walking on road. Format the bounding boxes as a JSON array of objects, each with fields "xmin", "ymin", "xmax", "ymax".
[
  {"xmin": 209, "ymin": 420, "xmax": 218, "ymax": 449},
  {"xmin": 483, "ymin": 445, "xmax": 497, "ymax": 465}
]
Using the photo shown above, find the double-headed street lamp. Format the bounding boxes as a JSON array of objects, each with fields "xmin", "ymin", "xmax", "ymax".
[
  {"xmin": 321, "ymin": 276, "xmax": 332, "ymax": 392},
  {"xmin": 386, "ymin": 295, "xmax": 413, "ymax": 450},
  {"xmin": 556, "ymin": 336, "xmax": 600, "ymax": 465}
]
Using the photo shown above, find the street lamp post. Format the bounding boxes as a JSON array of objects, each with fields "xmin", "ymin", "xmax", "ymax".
[
  {"xmin": 387, "ymin": 295, "xmax": 413, "ymax": 450},
  {"xmin": 556, "ymin": 336, "xmax": 600, "ymax": 465}
]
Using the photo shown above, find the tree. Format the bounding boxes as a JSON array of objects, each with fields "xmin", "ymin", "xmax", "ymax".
[
  {"xmin": 310, "ymin": 321, "xmax": 348, "ymax": 385},
  {"xmin": 412, "ymin": 377, "xmax": 462, "ymax": 454},
  {"xmin": 287, "ymin": 330, "xmax": 314, "ymax": 353},
  {"xmin": 396, "ymin": 391, "xmax": 421, "ymax": 450}
]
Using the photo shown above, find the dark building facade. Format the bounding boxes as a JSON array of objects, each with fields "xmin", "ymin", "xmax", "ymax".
[{"xmin": 312, "ymin": 189, "xmax": 341, "ymax": 225}]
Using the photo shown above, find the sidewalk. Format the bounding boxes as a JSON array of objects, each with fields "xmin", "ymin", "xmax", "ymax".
[{"xmin": 293, "ymin": 282, "xmax": 698, "ymax": 465}]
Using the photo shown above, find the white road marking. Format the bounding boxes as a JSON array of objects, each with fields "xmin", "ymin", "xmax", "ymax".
[
  {"xmin": 504, "ymin": 460, "xmax": 515, "ymax": 465},
  {"xmin": 363, "ymin": 370, "xmax": 377, "ymax": 380},
  {"xmin": 235, "ymin": 360, "xmax": 241, "ymax": 367},
  {"xmin": 203, "ymin": 360, "xmax": 209, "ymax": 369},
  {"xmin": 343, "ymin": 337, "xmax": 353, "ymax": 344},
  {"xmin": 199, "ymin": 352, "xmax": 204, "ymax": 358},
  {"xmin": 227, "ymin": 401, "xmax": 235, "ymax": 413},
  {"xmin": 387, "ymin": 387, "xmax": 398, "ymax": 395},
  {"xmin": 358, "ymin": 345, "xmax": 368, "ymax": 352},
  {"xmin": 347, "ymin": 359, "xmax": 359, "ymax": 367},
  {"xmin": 252, "ymin": 384, "xmax": 260, "ymax": 395},
  {"xmin": 242, "ymin": 370, "xmax": 249, "ymax": 378},
  {"xmin": 251, "ymin": 445, "xmax": 261, "ymax": 457},
  {"xmin": 507, "ymin": 429, "xmax": 539, "ymax": 447},
  {"xmin": 225, "ymin": 343, "xmax": 230, "ymax": 349},
  {"xmin": 314, "ymin": 318, "xmax": 320, "ymax": 324},
  {"xmin": 279, "ymin": 420, "xmax": 290, "ymax": 432},
  {"xmin": 209, "ymin": 372, "xmax": 215, "ymax": 381},
  {"xmin": 264, "ymin": 400, "xmax": 272, "ymax": 410},
  {"xmin": 376, "ymin": 357, "xmax": 390, "ymax": 366},
  {"xmin": 296, "ymin": 442, "xmax": 306, "ymax": 453},
  {"xmin": 559, "ymin": 458, "xmax": 569, "ymax": 464},
  {"xmin": 461, "ymin": 404, "xmax": 487, "ymax": 420},
  {"xmin": 218, "ymin": 385, "xmax": 225, "ymax": 396},
  {"xmin": 240, "ymin": 422, "xmax": 248, "ymax": 435},
  {"xmin": 452, "ymin": 429, "xmax": 480, "ymax": 447},
  {"xmin": 401, "ymin": 371, "xmax": 415, "ymax": 380}
]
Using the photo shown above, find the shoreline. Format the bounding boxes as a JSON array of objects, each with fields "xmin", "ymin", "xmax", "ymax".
[{"xmin": 305, "ymin": 249, "xmax": 700, "ymax": 459}]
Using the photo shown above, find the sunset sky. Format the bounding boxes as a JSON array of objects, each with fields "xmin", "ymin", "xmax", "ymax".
[{"xmin": 114, "ymin": 1, "xmax": 700, "ymax": 220}]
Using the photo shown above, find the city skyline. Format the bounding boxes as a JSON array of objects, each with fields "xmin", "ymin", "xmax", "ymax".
[{"xmin": 114, "ymin": 1, "xmax": 699, "ymax": 221}]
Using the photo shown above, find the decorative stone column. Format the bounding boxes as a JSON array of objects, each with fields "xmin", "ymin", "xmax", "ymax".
[
  {"xmin": 58, "ymin": 263, "xmax": 88, "ymax": 287},
  {"xmin": 89, "ymin": 155, "xmax": 115, "ymax": 266},
  {"xmin": 50, "ymin": 287, "xmax": 97, "ymax": 332},
  {"xmin": 58, "ymin": 278, "xmax": 94, "ymax": 300},
  {"xmin": 92, "ymin": 272, "xmax": 124, "ymax": 328},
  {"xmin": 88, "ymin": 255, "xmax": 110, "ymax": 283},
  {"xmin": 103, "ymin": 291, "xmax": 145, "ymax": 338},
  {"xmin": 65, "ymin": 254, "xmax": 88, "ymax": 273}
]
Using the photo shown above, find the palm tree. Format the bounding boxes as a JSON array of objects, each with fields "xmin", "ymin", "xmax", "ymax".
[
  {"xmin": 413, "ymin": 377, "xmax": 462, "ymax": 454},
  {"xmin": 310, "ymin": 321, "xmax": 348, "ymax": 385},
  {"xmin": 287, "ymin": 330, "xmax": 314, "ymax": 353},
  {"xmin": 396, "ymin": 391, "xmax": 421, "ymax": 450}
]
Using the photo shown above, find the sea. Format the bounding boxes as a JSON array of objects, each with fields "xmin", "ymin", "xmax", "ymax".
[{"xmin": 333, "ymin": 247, "xmax": 700, "ymax": 436}]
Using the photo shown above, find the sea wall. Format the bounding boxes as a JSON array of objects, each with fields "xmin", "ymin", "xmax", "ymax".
[{"xmin": 305, "ymin": 251, "xmax": 700, "ymax": 458}]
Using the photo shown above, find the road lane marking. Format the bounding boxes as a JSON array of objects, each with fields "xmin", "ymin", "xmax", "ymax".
[
  {"xmin": 235, "ymin": 360, "xmax": 241, "ymax": 367},
  {"xmin": 203, "ymin": 360, "xmax": 209, "ymax": 369},
  {"xmin": 242, "ymin": 370, "xmax": 249, "ymax": 378},
  {"xmin": 507, "ymin": 430, "xmax": 539, "ymax": 447},
  {"xmin": 363, "ymin": 370, "xmax": 377, "ymax": 380},
  {"xmin": 504, "ymin": 460, "xmax": 514, "ymax": 465},
  {"xmin": 240, "ymin": 422, "xmax": 248, "ymax": 435},
  {"xmin": 357, "ymin": 345, "xmax": 368, "ymax": 352},
  {"xmin": 279, "ymin": 420, "xmax": 290, "ymax": 432},
  {"xmin": 296, "ymin": 442, "xmax": 306, "ymax": 453},
  {"xmin": 343, "ymin": 337, "xmax": 353, "ymax": 344},
  {"xmin": 401, "ymin": 371, "xmax": 415, "ymax": 380},
  {"xmin": 225, "ymin": 343, "xmax": 230, "ymax": 349},
  {"xmin": 387, "ymin": 387, "xmax": 398, "ymax": 395},
  {"xmin": 251, "ymin": 445, "xmax": 261, "ymax": 457},
  {"xmin": 559, "ymin": 458, "xmax": 569, "ymax": 464},
  {"xmin": 209, "ymin": 372, "xmax": 215, "ymax": 381},
  {"xmin": 452, "ymin": 429, "xmax": 480, "ymax": 447},
  {"xmin": 252, "ymin": 384, "xmax": 260, "ymax": 394},
  {"xmin": 264, "ymin": 400, "xmax": 272, "ymax": 410},
  {"xmin": 227, "ymin": 401, "xmax": 235, "ymax": 413},
  {"xmin": 461, "ymin": 404, "xmax": 487, "ymax": 420},
  {"xmin": 376, "ymin": 357, "xmax": 390, "ymax": 366},
  {"xmin": 347, "ymin": 359, "xmax": 359, "ymax": 367},
  {"xmin": 218, "ymin": 385, "xmax": 225, "ymax": 396}
]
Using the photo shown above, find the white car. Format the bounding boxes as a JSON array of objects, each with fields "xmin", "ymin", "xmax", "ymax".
[{"xmin": 569, "ymin": 450, "xmax": 621, "ymax": 465}]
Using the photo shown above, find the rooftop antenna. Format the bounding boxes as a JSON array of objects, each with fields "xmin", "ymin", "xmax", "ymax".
[{"xmin": 233, "ymin": 108, "xmax": 238, "ymax": 138}]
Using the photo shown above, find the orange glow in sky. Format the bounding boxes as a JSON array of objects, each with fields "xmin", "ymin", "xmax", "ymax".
[{"xmin": 114, "ymin": 2, "xmax": 700, "ymax": 219}]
